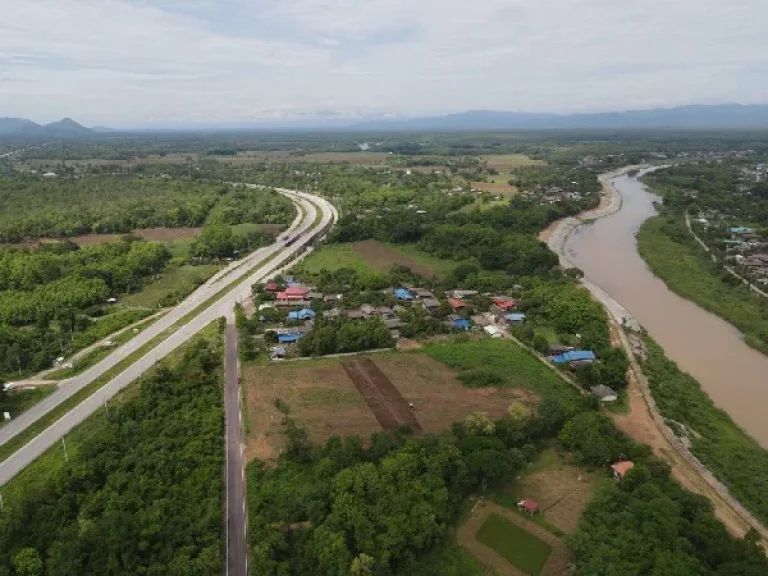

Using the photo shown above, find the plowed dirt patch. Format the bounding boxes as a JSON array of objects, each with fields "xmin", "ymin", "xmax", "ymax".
[{"xmin": 351, "ymin": 240, "xmax": 439, "ymax": 278}]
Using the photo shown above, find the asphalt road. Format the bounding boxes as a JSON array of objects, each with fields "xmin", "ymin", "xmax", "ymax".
[
  {"xmin": 0, "ymin": 189, "xmax": 336, "ymax": 487},
  {"xmin": 225, "ymin": 317, "xmax": 247, "ymax": 576}
]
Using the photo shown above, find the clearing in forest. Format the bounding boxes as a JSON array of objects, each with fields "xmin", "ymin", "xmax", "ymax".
[
  {"xmin": 242, "ymin": 352, "xmax": 522, "ymax": 462},
  {"xmin": 350, "ymin": 240, "xmax": 454, "ymax": 278}
]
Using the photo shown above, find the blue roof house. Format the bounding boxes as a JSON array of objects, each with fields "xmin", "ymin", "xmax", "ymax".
[
  {"xmin": 288, "ymin": 308, "xmax": 316, "ymax": 321},
  {"xmin": 394, "ymin": 288, "xmax": 414, "ymax": 301},
  {"xmin": 730, "ymin": 227, "xmax": 753, "ymax": 235},
  {"xmin": 278, "ymin": 333, "xmax": 305, "ymax": 344},
  {"xmin": 504, "ymin": 313, "xmax": 526, "ymax": 324},
  {"xmin": 453, "ymin": 318, "xmax": 472, "ymax": 330},
  {"xmin": 550, "ymin": 350, "xmax": 596, "ymax": 364}
]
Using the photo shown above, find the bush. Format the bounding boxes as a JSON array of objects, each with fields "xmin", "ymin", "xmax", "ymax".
[{"xmin": 457, "ymin": 369, "xmax": 505, "ymax": 388}]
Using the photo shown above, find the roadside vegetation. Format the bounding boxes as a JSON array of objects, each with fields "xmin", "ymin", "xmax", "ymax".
[{"xmin": 0, "ymin": 325, "xmax": 225, "ymax": 574}]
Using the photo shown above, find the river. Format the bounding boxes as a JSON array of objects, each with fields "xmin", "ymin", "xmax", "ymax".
[{"xmin": 565, "ymin": 172, "xmax": 768, "ymax": 448}]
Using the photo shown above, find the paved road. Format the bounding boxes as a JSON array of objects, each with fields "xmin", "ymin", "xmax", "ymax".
[
  {"xmin": 0, "ymin": 189, "xmax": 337, "ymax": 487},
  {"xmin": 224, "ymin": 317, "xmax": 248, "ymax": 576}
]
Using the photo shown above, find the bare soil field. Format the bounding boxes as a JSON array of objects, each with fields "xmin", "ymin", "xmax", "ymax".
[
  {"xmin": 351, "ymin": 240, "xmax": 441, "ymax": 278},
  {"xmin": 242, "ymin": 352, "xmax": 522, "ymax": 462}
]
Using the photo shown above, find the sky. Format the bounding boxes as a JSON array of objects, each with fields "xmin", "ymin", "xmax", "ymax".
[{"xmin": 1, "ymin": 0, "xmax": 767, "ymax": 127}]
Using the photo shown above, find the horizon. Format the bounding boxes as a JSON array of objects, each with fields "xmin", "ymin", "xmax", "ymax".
[{"xmin": 2, "ymin": 0, "xmax": 767, "ymax": 128}]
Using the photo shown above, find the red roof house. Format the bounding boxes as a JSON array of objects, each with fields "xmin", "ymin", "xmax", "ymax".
[
  {"xmin": 448, "ymin": 298, "xmax": 467, "ymax": 310},
  {"xmin": 517, "ymin": 499, "xmax": 539, "ymax": 515},
  {"xmin": 492, "ymin": 296, "xmax": 517, "ymax": 310},
  {"xmin": 610, "ymin": 461, "xmax": 634, "ymax": 479},
  {"xmin": 277, "ymin": 285, "xmax": 310, "ymax": 300},
  {"xmin": 265, "ymin": 282, "xmax": 279, "ymax": 292}
]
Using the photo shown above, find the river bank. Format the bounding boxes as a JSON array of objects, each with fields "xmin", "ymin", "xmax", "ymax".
[{"xmin": 546, "ymin": 168, "xmax": 768, "ymax": 541}]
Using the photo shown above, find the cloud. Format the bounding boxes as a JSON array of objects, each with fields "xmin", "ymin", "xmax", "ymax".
[{"xmin": 0, "ymin": 0, "xmax": 766, "ymax": 126}]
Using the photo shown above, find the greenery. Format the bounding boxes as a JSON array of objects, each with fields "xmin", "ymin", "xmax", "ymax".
[
  {"xmin": 0, "ymin": 386, "xmax": 56, "ymax": 424},
  {"xmin": 297, "ymin": 316, "xmax": 393, "ymax": 356},
  {"xmin": 0, "ymin": 330, "xmax": 225, "ymax": 575},
  {"xmin": 120, "ymin": 264, "xmax": 220, "ymax": 309},
  {"xmin": 637, "ymin": 214, "xmax": 768, "ymax": 355},
  {"xmin": 475, "ymin": 513, "xmax": 551, "ymax": 574},
  {"xmin": 641, "ymin": 336, "xmax": 768, "ymax": 526}
]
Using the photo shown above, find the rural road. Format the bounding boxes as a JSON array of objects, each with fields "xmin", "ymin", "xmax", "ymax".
[
  {"xmin": 0, "ymin": 189, "xmax": 337, "ymax": 487},
  {"xmin": 225, "ymin": 317, "xmax": 248, "ymax": 576}
]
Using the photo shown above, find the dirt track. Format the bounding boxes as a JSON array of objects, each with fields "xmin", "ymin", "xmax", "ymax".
[{"xmin": 342, "ymin": 358, "xmax": 422, "ymax": 432}]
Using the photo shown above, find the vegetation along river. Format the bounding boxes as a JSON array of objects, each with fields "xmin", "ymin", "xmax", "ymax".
[{"xmin": 566, "ymin": 172, "xmax": 768, "ymax": 447}]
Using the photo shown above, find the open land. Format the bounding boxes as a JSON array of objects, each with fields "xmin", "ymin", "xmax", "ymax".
[
  {"xmin": 121, "ymin": 264, "xmax": 221, "ymax": 308},
  {"xmin": 493, "ymin": 447, "xmax": 603, "ymax": 535},
  {"xmin": 471, "ymin": 154, "xmax": 546, "ymax": 196},
  {"xmin": 242, "ymin": 352, "xmax": 523, "ymax": 462}
]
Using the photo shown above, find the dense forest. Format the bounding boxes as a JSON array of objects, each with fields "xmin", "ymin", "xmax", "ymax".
[{"xmin": 0, "ymin": 329, "xmax": 225, "ymax": 575}]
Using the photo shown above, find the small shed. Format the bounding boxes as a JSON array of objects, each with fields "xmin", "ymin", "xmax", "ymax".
[
  {"xmin": 278, "ymin": 333, "xmax": 304, "ymax": 344},
  {"xmin": 610, "ymin": 461, "xmax": 634, "ymax": 479},
  {"xmin": 484, "ymin": 325, "xmax": 503, "ymax": 338},
  {"xmin": 421, "ymin": 298, "xmax": 440, "ymax": 312},
  {"xmin": 517, "ymin": 499, "xmax": 539, "ymax": 515},
  {"xmin": 591, "ymin": 384, "xmax": 618, "ymax": 403}
]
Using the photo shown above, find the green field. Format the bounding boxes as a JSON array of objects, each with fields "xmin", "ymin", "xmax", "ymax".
[
  {"xmin": 476, "ymin": 513, "xmax": 551, "ymax": 574},
  {"xmin": 295, "ymin": 243, "xmax": 373, "ymax": 274},
  {"xmin": 637, "ymin": 215, "xmax": 768, "ymax": 355},
  {"xmin": 425, "ymin": 339, "xmax": 580, "ymax": 405},
  {"xmin": 121, "ymin": 264, "xmax": 220, "ymax": 308},
  {"xmin": 385, "ymin": 242, "xmax": 464, "ymax": 277}
]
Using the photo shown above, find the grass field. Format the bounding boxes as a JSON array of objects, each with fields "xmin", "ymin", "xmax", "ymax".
[
  {"xmin": 637, "ymin": 215, "xmax": 768, "ymax": 355},
  {"xmin": 121, "ymin": 264, "xmax": 220, "ymax": 308},
  {"xmin": 0, "ymin": 386, "xmax": 56, "ymax": 429},
  {"xmin": 296, "ymin": 240, "xmax": 461, "ymax": 278},
  {"xmin": 470, "ymin": 154, "xmax": 545, "ymax": 196},
  {"xmin": 425, "ymin": 339, "xmax": 580, "ymax": 405},
  {"xmin": 476, "ymin": 513, "xmax": 552, "ymax": 574},
  {"xmin": 493, "ymin": 447, "xmax": 603, "ymax": 535}
]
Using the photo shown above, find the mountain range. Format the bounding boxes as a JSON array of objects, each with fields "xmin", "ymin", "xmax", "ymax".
[
  {"xmin": 0, "ymin": 117, "xmax": 93, "ymax": 137},
  {"xmin": 3, "ymin": 104, "xmax": 768, "ymax": 135}
]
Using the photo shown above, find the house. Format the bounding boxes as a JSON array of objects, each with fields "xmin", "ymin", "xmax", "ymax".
[
  {"xmin": 265, "ymin": 282, "xmax": 279, "ymax": 292},
  {"xmin": 392, "ymin": 305, "xmax": 406, "ymax": 313},
  {"xmin": 384, "ymin": 318, "xmax": 405, "ymax": 330},
  {"xmin": 394, "ymin": 288, "xmax": 414, "ymax": 301},
  {"xmin": 550, "ymin": 350, "xmax": 596, "ymax": 364},
  {"xmin": 421, "ymin": 298, "xmax": 440, "ymax": 312},
  {"xmin": 343, "ymin": 310, "xmax": 365, "ymax": 320},
  {"xmin": 288, "ymin": 308, "xmax": 316, "ymax": 321},
  {"xmin": 278, "ymin": 332, "xmax": 305, "ymax": 344},
  {"xmin": 307, "ymin": 291, "xmax": 324, "ymax": 300},
  {"xmin": 610, "ymin": 461, "xmax": 634, "ymax": 479},
  {"xmin": 491, "ymin": 296, "xmax": 517, "ymax": 311},
  {"xmin": 43, "ymin": 172, "xmax": 58, "ymax": 178},
  {"xmin": 360, "ymin": 304, "xmax": 377, "ymax": 316},
  {"xmin": 277, "ymin": 285, "xmax": 311, "ymax": 300},
  {"xmin": 414, "ymin": 289, "xmax": 435, "ymax": 300},
  {"xmin": 517, "ymin": 499, "xmax": 539, "ymax": 515},
  {"xmin": 275, "ymin": 299, "xmax": 311, "ymax": 308},
  {"xmin": 484, "ymin": 325, "xmax": 503, "ymax": 338},
  {"xmin": 322, "ymin": 308, "xmax": 340, "ymax": 319},
  {"xmin": 453, "ymin": 318, "xmax": 472, "ymax": 331},
  {"xmin": 376, "ymin": 306, "xmax": 392, "ymax": 316},
  {"xmin": 730, "ymin": 226, "xmax": 754, "ymax": 235},
  {"xmin": 504, "ymin": 313, "xmax": 526, "ymax": 325},
  {"xmin": 591, "ymin": 384, "xmax": 618, "ymax": 403},
  {"xmin": 448, "ymin": 298, "xmax": 467, "ymax": 310},
  {"xmin": 450, "ymin": 290, "xmax": 478, "ymax": 299}
]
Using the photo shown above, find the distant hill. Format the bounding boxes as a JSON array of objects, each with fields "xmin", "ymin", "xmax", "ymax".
[
  {"xmin": 353, "ymin": 104, "xmax": 768, "ymax": 131},
  {"xmin": 0, "ymin": 117, "xmax": 93, "ymax": 138}
]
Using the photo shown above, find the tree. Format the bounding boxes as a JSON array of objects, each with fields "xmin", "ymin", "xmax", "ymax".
[
  {"xmin": 464, "ymin": 411, "xmax": 495, "ymax": 435},
  {"xmin": 12, "ymin": 548, "xmax": 42, "ymax": 576}
]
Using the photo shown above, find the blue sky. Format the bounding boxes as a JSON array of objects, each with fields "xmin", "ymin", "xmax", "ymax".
[{"xmin": 1, "ymin": 0, "xmax": 766, "ymax": 127}]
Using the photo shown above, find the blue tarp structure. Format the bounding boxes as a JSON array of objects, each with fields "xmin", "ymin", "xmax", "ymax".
[
  {"xmin": 278, "ymin": 333, "xmax": 305, "ymax": 343},
  {"xmin": 288, "ymin": 308, "xmax": 316, "ymax": 320},
  {"xmin": 550, "ymin": 350, "xmax": 596, "ymax": 364},
  {"xmin": 453, "ymin": 318, "xmax": 472, "ymax": 330},
  {"xmin": 504, "ymin": 313, "xmax": 526, "ymax": 323},
  {"xmin": 394, "ymin": 288, "xmax": 414, "ymax": 301}
]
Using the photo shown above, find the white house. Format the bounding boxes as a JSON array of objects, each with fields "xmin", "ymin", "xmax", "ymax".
[{"xmin": 484, "ymin": 325, "xmax": 503, "ymax": 338}]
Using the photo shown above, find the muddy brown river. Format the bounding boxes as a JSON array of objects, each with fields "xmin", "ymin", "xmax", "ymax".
[{"xmin": 566, "ymin": 173, "xmax": 768, "ymax": 447}]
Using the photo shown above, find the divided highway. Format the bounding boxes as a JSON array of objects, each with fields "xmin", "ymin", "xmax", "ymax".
[{"xmin": 0, "ymin": 189, "xmax": 337, "ymax": 487}]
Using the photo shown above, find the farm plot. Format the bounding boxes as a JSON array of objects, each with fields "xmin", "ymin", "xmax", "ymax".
[
  {"xmin": 242, "ymin": 352, "xmax": 524, "ymax": 462},
  {"xmin": 351, "ymin": 240, "xmax": 455, "ymax": 278}
]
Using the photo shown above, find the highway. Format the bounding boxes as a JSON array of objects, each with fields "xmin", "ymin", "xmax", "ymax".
[
  {"xmin": 0, "ymin": 189, "xmax": 337, "ymax": 486},
  {"xmin": 224, "ymin": 317, "xmax": 248, "ymax": 576}
]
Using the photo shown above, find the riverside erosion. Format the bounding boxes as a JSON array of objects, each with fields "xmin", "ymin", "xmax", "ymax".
[{"xmin": 564, "ymin": 171, "xmax": 768, "ymax": 447}]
